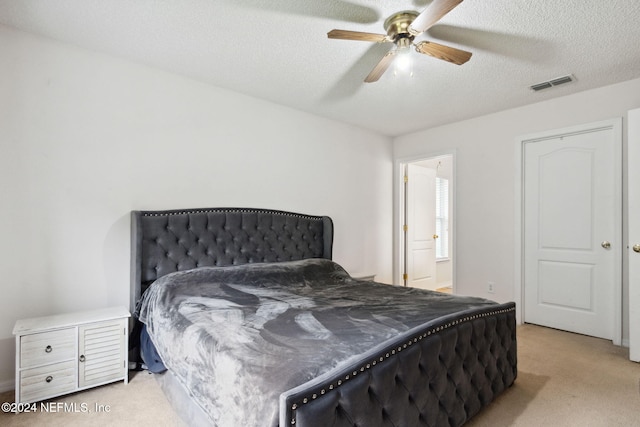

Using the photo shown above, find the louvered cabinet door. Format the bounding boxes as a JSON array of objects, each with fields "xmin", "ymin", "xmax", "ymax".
[{"xmin": 78, "ymin": 319, "xmax": 127, "ymax": 388}]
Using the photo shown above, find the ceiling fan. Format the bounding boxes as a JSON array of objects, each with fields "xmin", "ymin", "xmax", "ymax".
[{"xmin": 327, "ymin": 0, "xmax": 472, "ymax": 83}]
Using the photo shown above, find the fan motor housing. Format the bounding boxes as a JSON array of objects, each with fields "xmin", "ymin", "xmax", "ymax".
[{"xmin": 383, "ymin": 10, "xmax": 419, "ymax": 41}]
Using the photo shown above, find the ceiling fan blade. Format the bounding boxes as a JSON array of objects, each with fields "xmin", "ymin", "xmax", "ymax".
[
  {"xmin": 409, "ymin": 0, "xmax": 463, "ymax": 35},
  {"xmin": 328, "ymin": 29, "xmax": 389, "ymax": 43},
  {"xmin": 415, "ymin": 41, "xmax": 472, "ymax": 65},
  {"xmin": 364, "ymin": 49, "xmax": 397, "ymax": 83}
]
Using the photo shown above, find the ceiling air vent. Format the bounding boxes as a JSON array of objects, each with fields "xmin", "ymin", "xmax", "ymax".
[{"xmin": 530, "ymin": 74, "xmax": 575, "ymax": 91}]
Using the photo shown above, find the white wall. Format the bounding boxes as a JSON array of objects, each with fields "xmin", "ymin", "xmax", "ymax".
[
  {"xmin": 0, "ymin": 25, "xmax": 393, "ymax": 388},
  {"xmin": 394, "ymin": 77, "xmax": 640, "ymax": 343}
]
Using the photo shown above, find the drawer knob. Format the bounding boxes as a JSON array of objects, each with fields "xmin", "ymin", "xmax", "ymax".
[
  {"xmin": 45, "ymin": 345, "xmax": 52, "ymax": 353},
  {"xmin": 79, "ymin": 355, "xmax": 86, "ymax": 362},
  {"xmin": 45, "ymin": 376, "xmax": 53, "ymax": 383}
]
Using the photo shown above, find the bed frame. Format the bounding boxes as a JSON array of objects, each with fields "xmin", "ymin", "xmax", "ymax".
[{"xmin": 131, "ymin": 207, "xmax": 517, "ymax": 426}]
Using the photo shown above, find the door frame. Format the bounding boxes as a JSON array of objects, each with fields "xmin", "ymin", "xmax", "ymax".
[
  {"xmin": 394, "ymin": 150, "xmax": 457, "ymax": 288},
  {"xmin": 628, "ymin": 108, "xmax": 640, "ymax": 361},
  {"xmin": 514, "ymin": 118, "xmax": 622, "ymax": 345}
]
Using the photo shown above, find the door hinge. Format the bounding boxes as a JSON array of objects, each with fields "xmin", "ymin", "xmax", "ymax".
[
  {"xmin": 404, "ymin": 175, "xmax": 408, "ymax": 183},
  {"xmin": 403, "ymin": 273, "xmax": 408, "ymax": 281},
  {"xmin": 403, "ymin": 224, "xmax": 408, "ymax": 232}
]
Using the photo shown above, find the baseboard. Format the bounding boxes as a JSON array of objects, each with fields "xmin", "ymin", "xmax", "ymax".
[{"xmin": 0, "ymin": 378, "xmax": 14, "ymax": 393}]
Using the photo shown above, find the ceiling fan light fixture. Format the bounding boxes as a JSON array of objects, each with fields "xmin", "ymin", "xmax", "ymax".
[
  {"xmin": 327, "ymin": 0, "xmax": 470, "ymax": 83},
  {"xmin": 394, "ymin": 49, "xmax": 414, "ymax": 78}
]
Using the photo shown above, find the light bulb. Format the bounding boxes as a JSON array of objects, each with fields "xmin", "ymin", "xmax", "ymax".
[
  {"xmin": 394, "ymin": 51, "xmax": 413, "ymax": 77},
  {"xmin": 393, "ymin": 38, "xmax": 414, "ymax": 78}
]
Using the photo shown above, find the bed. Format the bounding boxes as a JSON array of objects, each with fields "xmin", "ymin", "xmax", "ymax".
[{"xmin": 130, "ymin": 207, "xmax": 517, "ymax": 427}]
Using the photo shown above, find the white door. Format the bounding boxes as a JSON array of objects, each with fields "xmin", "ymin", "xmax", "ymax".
[
  {"xmin": 406, "ymin": 164, "xmax": 437, "ymax": 289},
  {"xmin": 524, "ymin": 122, "xmax": 621, "ymax": 340},
  {"xmin": 629, "ymin": 108, "xmax": 640, "ymax": 361}
]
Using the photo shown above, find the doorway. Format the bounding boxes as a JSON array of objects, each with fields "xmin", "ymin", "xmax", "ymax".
[
  {"xmin": 515, "ymin": 118, "xmax": 622, "ymax": 344},
  {"xmin": 396, "ymin": 154, "xmax": 455, "ymax": 292}
]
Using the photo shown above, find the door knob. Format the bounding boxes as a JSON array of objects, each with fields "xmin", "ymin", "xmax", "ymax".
[
  {"xmin": 633, "ymin": 244, "xmax": 640, "ymax": 253},
  {"xmin": 433, "ymin": 234, "xmax": 439, "ymax": 239},
  {"xmin": 601, "ymin": 241, "xmax": 611, "ymax": 249}
]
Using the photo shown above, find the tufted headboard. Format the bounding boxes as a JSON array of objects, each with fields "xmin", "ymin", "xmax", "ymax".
[{"xmin": 130, "ymin": 208, "xmax": 333, "ymax": 312}]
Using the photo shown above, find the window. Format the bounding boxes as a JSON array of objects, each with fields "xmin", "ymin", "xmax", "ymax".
[{"xmin": 435, "ymin": 177, "xmax": 449, "ymax": 259}]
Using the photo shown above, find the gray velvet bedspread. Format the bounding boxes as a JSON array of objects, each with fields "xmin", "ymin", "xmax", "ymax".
[{"xmin": 137, "ymin": 258, "xmax": 499, "ymax": 426}]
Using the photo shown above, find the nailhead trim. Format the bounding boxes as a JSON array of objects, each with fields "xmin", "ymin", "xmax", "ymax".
[
  {"xmin": 288, "ymin": 305, "xmax": 516, "ymax": 424},
  {"xmin": 141, "ymin": 208, "xmax": 324, "ymax": 221}
]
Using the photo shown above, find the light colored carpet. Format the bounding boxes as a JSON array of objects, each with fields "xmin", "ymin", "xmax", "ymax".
[
  {"xmin": 467, "ymin": 324, "xmax": 640, "ymax": 427},
  {"xmin": 1, "ymin": 324, "xmax": 639, "ymax": 426},
  {"xmin": 0, "ymin": 371, "xmax": 184, "ymax": 427}
]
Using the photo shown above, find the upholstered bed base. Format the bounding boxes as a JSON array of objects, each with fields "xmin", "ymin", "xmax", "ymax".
[
  {"xmin": 152, "ymin": 303, "xmax": 516, "ymax": 427},
  {"xmin": 153, "ymin": 369, "xmax": 212, "ymax": 427},
  {"xmin": 283, "ymin": 304, "xmax": 517, "ymax": 427},
  {"xmin": 130, "ymin": 208, "xmax": 516, "ymax": 426}
]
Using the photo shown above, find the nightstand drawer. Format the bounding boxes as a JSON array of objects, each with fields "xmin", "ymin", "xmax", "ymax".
[
  {"xmin": 19, "ymin": 360, "xmax": 76, "ymax": 403},
  {"xmin": 20, "ymin": 328, "xmax": 76, "ymax": 368}
]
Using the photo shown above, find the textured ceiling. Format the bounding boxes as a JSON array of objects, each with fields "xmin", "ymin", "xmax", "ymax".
[{"xmin": 1, "ymin": 0, "xmax": 639, "ymax": 136}]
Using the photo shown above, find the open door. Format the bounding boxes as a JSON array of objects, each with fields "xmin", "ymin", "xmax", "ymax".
[
  {"xmin": 397, "ymin": 154, "xmax": 454, "ymax": 291},
  {"xmin": 405, "ymin": 164, "xmax": 437, "ymax": 289}
]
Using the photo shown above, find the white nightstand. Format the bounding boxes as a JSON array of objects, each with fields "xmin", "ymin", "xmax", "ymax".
[{"xmin": 13, "ymin": 306, "xmax": 130, "ymax": 405}]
